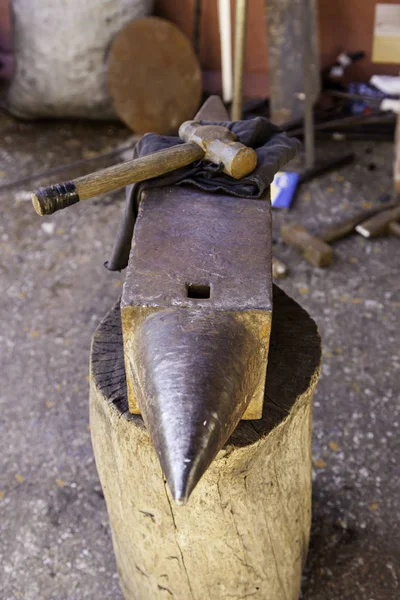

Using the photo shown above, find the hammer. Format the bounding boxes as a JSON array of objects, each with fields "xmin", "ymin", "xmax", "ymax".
[
  {"xmin": 31, "ymin": 121, "xmax": 257, "ymax": 216},
  {"xmin": 355, "ymin": 203, "xmax": 400, "ymax": 238},
  {"xmin": 281, "ymin": 200, "xmax": 399, "ymax": 267}
]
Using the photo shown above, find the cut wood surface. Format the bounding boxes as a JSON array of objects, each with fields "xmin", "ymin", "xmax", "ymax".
[
  {"xmin": 107, "ymin": 17, "xmax": 202, "ymax": 135},
  {"xmin": 90, "ymin": 285, "xmax": 321, "ymax": 600}
]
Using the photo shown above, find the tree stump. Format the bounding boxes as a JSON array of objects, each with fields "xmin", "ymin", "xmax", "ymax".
[{"xmin": 89, "ymin": 285, "xmax": 321, "ymax": 600}]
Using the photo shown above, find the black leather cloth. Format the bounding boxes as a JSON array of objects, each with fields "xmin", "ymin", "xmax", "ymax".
[{"xmin": 106, "ymin": 117, "xmax": 301, "ymax": 271}]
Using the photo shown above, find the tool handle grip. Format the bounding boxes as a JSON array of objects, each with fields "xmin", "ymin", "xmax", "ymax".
[
  {"xmin": 32, "ymin": 143, "xmax": 204, "ymax": 216},
  {"xmin": 389, "ymin": 219, "xmax": 400, "ymax": 237},
  {"xmin": 319, "ymin": 200, "xmax": 399, "ymax": 243},
  {"xmin": 356, "ymin": 203, "xmax": 400, "ymax": 238}
]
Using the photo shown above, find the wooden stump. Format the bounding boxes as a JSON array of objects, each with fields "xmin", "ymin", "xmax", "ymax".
[{"xmin": 89, "ymin": 285, "xmax": 321, "ymax": 600}]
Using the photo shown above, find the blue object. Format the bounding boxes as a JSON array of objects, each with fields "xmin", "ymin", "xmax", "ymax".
[
  {"xmin": 271, "ymin": 172, "xmax": 299, "ymax": 208},
  {"xmin": 348, "ymin": 82, "xmax": 387, "ymax": 115}
]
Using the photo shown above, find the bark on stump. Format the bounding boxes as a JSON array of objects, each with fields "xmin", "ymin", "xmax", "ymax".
[{"xmin": 89, "ymin": 285, "xmax": 321, "ymax": 600}]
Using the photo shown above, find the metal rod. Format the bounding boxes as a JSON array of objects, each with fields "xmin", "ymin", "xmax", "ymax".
[
  {"xmin": 192, "ymin": 0, "xmax": 202, "ymax": 56},
  {"xmin": 303, "ymin": 92, "xmax": 315, "ymax": 169},
  {"xmin": 231, "ymin": 0, "xmax": 248, "ymax": 120},
  {"xmin": 394, "ymin": 112, "xmax": 400, "ymax": 193},
  {"xmin": 287, "ymin": 112, "xmax": 395, "ymax": 137},
  {"xmin": 302, "ymin": 0, "xmax": 317, "ymax": 169},
  {"xmin": 297, "ymin": 152, "xmax": 355, "ymax": 184},
  {"xmin": 218, "ymin": 0, "xmax": 233, "ymax": 103},
  {"xmin": 326, "ymin": 89, "xmax": 383, "ymax": 107},
  {"xmin": 0, "ymin": 141, "xmax": 137, "ymax": 194}
]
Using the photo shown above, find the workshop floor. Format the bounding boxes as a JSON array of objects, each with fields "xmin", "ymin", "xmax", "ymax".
[{"xmin": 0, "ymin": 110, "xmax": 399, "ymax": 600}]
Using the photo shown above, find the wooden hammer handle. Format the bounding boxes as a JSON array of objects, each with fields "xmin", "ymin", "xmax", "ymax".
[
  {"xmin": 32, "ymin": 142, "xmax": 204, "ymax": 216},
  {"xmin": 356, "ymin": 203, "xmax": 400, "ymax": 238},
  {"xmin": 319, "ymin": 200, "xmax": 399, "ymax": 243},
  {"xmin": 389, "ymin": 220, "xmax": 400, "ymax": 237}
]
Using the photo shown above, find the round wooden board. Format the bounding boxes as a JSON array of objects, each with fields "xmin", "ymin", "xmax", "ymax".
[{"xmin": 107, "ymin": 17, "xmax": 202, "ymax": 135}]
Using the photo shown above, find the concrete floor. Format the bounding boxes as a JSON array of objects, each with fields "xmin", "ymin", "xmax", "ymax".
[{"xmin": 0, "ymin": 111, "xmax": 399, "ymax": 600}]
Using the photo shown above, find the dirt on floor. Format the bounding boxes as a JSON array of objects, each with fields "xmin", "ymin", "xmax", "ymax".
[{"xmin": 0, "ymin": 109, "xmax": 399, "ymax": 600}]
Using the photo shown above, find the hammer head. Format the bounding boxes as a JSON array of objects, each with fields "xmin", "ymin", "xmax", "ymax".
[
  {"xmin": 179, "ymin": 121, "xmax": 257, "ymax": 179},
  {"xmin": 281, "ymin": 223, "xmax": 333, "ymax": 268}
]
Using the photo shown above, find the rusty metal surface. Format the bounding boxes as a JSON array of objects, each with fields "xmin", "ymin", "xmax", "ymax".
[
  {"xmin": 122, "ymin": 187, "xmax": 272, "ymax": 312},
  {"xmin": 194, "ymin": 94, "xmax": 230, "ymax": 121},
  {"xmin": 265, "ymin": 0, "xmax": 320, "ymax": 125},
  {"xmin": 121, "ymin": 185, "xmax": 272, "ymax": 502}
]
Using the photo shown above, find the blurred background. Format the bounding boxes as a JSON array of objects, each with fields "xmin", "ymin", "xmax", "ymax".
[
  {"xmin": 0, "ymin": 1, "xmax": 399, "ymax": 600},
  {"xmin": 1, "ymin": 1, "xmax": 400, "ymax": 88}
]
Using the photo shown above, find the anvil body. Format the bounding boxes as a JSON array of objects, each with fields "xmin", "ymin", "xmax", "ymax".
[{"xmin": 120, "ymin": 184, "xmax": 272, "ymax": 502}]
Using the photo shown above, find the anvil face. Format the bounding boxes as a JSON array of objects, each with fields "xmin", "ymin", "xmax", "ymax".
[{"xmin": 121, "ymin": 186, "xmax": 272, "ymax": 502}]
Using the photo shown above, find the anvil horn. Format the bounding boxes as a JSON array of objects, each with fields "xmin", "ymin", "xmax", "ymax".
[{"xmin": 130, "ymin": 310, "xmax": 263, "ymax": 504}]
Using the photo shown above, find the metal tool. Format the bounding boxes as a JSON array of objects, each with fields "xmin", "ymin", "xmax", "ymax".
[
  {"xmin": 231, "ymin": 0, "xmax": 248, "ymax": 120},
  {"xmin": 394, "ymin": 110, "xmax": 400, "ymax": 193},
  {"xmin": 297, "ymin": 153, "xmax": 355, "ymax": 184},
  {"xmin": 122, "ymin": 186, "xmax": 272, "ymax": 504},
  {"xmin": 265, "ymin": 0, "xmax": 320, "ymax": 168},
  {"xmin": 218, "ymin": 0, "xmax": 233, "ymax": 103},
  {"xmin": 32, "ymin": 122, "xmax": 257, "ymax": 216},
  {"xmin": 281, "ymin": 223, "xmax": 333, "ymax": 267},
  {"xmin": 356, "ymin": 203, "xmax": 400, "ymax": 238},
  {"xmin": 302, "ymin": 0, "xmax": 319, "ymax": 169},
  {"xmin": 282, "ymin": 201, "xmax": 399, "ymax": 266}
]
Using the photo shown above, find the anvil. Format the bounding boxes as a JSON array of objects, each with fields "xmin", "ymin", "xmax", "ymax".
[
  {"xmin": 32, "ymin": 95, "xmax": 299, "ymax": 504},
  {"xmin": 120, "ymin": 97, "xmax": 273, "ymax": 503}
]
